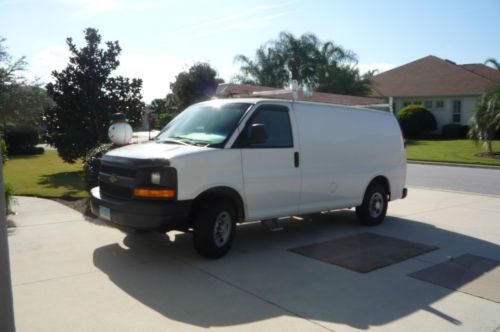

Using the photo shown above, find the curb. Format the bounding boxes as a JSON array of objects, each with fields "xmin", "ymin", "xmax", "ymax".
[{"xmin": 408, "ymin": 160, "xmax": 500, "ymax": 170}]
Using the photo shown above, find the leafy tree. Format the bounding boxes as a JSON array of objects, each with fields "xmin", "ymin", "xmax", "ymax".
[
  {"xmin": 45, "ymin": 28, "xmax": 144, "ymax": 163},
  {"xmin": 165, "ymin": 93, "xmax": 179, "ymax": 111},
  {"xmin": 235, "ymin": 32, "xmax": 371, "ymax": 95},
  {"xmin": 152, "ymin": 112, "xmax": 175, "ymax": 130},
  {"xmin": 1, "ymin": 85, "xmax": 53, "ymax": 131},
  {"xmin": 149, "ymin": 98, "xmax": 168, "ymax": 114},
  {"xmin": 170, "ymin": 63, "xmax": 223, "ymax": 111},
  {"xmin": 0, "ymin": 37, "xmax": 51, "ymax": 155},
  {"xmin": 485, "ymin": 58, "xmax": 500, "ymax": 70},
  {"xmin": 468, "ymin": 85, "xmax": 500, "ymax": 153},
  {"xmin": 147, "ymin": 98, "xmax": 177, "ymax": 130},
  {"xmin": 0, "ymin": 37, "xmax": 26, "ymax": 91},
  {"xmin": 1, "ymin": 37, "xmax": 26, "ymax": 133}
]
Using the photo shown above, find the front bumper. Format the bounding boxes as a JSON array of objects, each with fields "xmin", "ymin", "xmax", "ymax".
[{"xmin": 90, "ymin": 187, "xmax": 192, "ymax": 231}]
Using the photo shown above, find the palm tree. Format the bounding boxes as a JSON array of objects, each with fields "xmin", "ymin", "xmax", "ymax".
[
  {"xmin": 485, "ymin": 58, "xmax": 500, "ymax": 70},
  {"xmin": 234, "ymin": 46, "xmax": 288, "ymax": 87},
  {"xmin": 234, "ymin": 32, "xmax": 370, "ymax": 95},
  {"xmin": 468, "ymin": 85, "xmax": 500, "ymax": 153}
]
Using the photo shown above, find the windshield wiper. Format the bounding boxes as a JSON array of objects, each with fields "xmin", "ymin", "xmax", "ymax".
[{"xmin": 157, "ymin": 136, "xmax": 214, "ymax": 147}]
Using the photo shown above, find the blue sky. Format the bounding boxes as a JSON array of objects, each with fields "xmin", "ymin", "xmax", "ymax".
[{"xmin": 1, "ymin": 0, "xmax": 499, "ymax": 102}]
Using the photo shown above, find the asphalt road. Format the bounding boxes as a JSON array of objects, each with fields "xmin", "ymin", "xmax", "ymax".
[{"xmin": 407, "ymin": 163, "xmax": 500, "ymax": 196}]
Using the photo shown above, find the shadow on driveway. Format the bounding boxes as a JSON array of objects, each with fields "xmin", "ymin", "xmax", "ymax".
[{"xmin": 92, "ymin": 211, "xmax": 500, "ymax": 329}]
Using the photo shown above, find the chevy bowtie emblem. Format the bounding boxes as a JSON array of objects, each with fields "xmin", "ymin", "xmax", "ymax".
[{"xmin": 109, "ymin": 174, "xmax": 118, "ymax": 183}]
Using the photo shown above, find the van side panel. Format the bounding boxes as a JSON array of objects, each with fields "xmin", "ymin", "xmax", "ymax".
[{"xmin": 293, "ymin": 103, "xmax": 406, "ymax": 214}]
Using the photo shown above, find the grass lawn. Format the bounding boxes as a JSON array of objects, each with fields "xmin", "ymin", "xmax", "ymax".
[
  {"xmin": 4, "ymin": 150, "xmax": 88, "ymax": 199},
  {"xmin": 406, "ymin": 139, "xmax": 500, "ymax": 166}
]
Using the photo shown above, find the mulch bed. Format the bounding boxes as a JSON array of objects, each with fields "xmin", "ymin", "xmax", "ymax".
[{"xmin": 475, "ymin": 152, "xmax": 500, "ymax": 159}]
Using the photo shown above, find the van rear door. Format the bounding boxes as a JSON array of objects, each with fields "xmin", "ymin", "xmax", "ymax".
[{"xmin": 235, "ymin": 104, "xmax": 301, "ymax": 220}]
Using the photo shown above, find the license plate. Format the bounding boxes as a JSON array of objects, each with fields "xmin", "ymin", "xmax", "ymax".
[{"xmin": 99, "ymin": 206, "xmax": 111, "ymax": 221}]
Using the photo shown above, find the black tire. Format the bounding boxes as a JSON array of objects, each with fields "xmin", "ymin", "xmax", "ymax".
[
  {"xmin": 356, "ymin": 183, "xmax": 388, "ymax": 226},
  {"xmin": 193, "ymin": 199, "xmax": 236, "ymax": 259}
]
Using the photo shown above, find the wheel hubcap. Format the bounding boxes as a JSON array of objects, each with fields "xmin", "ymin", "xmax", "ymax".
[
  {"xmin": 369, "ymin": 192, "xmax": 384, "ymax": 218},
  {"xmin": 213, "ymin": 211, "xmax": 231, "ymax": 247}
]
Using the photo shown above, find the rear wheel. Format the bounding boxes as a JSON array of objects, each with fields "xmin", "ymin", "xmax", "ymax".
[
  {"xmin": 193, "ymin": 199, "xmax": 236, "ymax": 258},
  {"xmin": 356, "ymin": 184, "xmax": 388, "ymax": 226}
]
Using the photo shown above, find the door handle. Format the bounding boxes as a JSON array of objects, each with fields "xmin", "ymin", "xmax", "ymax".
[{"xmin": 294, "ymin": 152, "xmax": 299, "ymax": 168}]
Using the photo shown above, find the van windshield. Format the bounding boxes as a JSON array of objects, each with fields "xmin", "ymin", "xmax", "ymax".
[{"xmin": 155, "ymin": 102, "xmax": 252, "ymax": 147}]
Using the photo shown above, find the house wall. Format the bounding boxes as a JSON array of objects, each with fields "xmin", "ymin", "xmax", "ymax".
[{"xmin": 394, "ymin": 96, "xmax": 480, "ymax": 132}]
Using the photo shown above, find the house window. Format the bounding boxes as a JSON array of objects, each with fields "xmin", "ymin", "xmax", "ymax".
[
  {"xmin": 452, "ymin": 100, "xmax": 462, "ymax": 123},
  {"xmin": 424, "ymin": 101, "xmax": 433, "ymax": 109},
  {"xmin": 413, "ymin": 101, "xmax": 422, "ymax": 105},
  {"xmin": 402, "ymin": 101, "xmax": 411, "ymax": 107},
  {"xmin": 436, "ymin": 100, "xmax": 444, "ymax": 108}
]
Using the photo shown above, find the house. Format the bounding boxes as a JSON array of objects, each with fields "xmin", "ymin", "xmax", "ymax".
[
  {"xmin": 216, "ymin": 83, "xmax": 388, "ymax": 108},
  {"xmin": 371, "ymin": 55, "xmax": 500, "ymax": 131}
]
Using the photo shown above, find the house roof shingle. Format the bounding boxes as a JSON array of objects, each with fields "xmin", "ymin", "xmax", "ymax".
[
  {"xmin": 371, "ymin": 55, "xmax": 500, "ymax": 98},
  {"xmin": 216, "ymin": 84, "xmax": 387, "ymax": 106}
]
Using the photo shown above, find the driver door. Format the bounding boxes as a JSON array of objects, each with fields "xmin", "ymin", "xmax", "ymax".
[{"xmin": 235, "ymin": 104, "xmax": 301, "ymax": 220}]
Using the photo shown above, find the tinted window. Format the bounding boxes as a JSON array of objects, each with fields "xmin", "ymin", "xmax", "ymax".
[{"xmin": 242, "ymin": 105, "xmax": 293, "ymax": 148}]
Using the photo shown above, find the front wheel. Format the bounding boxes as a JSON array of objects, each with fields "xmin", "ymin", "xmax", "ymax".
[
  {"xmin": 193, "ymin": 199, "xmax": 236, "ymax": 259},
  {"xmin": 356, "ymin": 184, "xmax": 388, "ymax": 226}
]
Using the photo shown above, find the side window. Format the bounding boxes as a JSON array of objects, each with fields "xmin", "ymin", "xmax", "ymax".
[
  {"xmin": 240, "ymin": 105, "xmax": 293, "ymax": 148},
  {"xmin": 452, "ymin": 100, "xmax": 462, "ymax": 123}
]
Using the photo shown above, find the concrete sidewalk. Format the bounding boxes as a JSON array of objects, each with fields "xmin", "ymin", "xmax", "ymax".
[{"xmin": 7, "ymin": 188, "xmax": 500, "ymax": 331}]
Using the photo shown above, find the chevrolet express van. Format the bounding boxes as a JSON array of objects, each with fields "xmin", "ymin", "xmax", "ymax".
[{"xmin": 90, "ymin": 99, "xmax": 407, "ymax": 258}]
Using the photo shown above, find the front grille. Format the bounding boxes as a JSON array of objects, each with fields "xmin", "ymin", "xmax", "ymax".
[
  {"xmin": 100, "ymin": 164, "xmax": 136, "ymax": 178},
  {"xmin": 100, "ymin": 182, "xmax": 133, "ymax": 200}
]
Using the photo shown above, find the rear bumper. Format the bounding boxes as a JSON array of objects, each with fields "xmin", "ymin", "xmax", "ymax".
[{"xmin": 90, "ymin": 187, "xmax": 192, "ymax": 231}]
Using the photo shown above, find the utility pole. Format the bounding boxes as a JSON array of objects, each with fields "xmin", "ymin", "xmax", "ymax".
[{"xmin": 0, "ymin": 149, "xmax": 16, "ymax": 332}]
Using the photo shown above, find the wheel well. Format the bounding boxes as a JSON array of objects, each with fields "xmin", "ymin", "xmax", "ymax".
[
  {"xmin": 190, "ymin": 187, "xmax": 245, "ymax": 225},
  {"xmin": 368, "ymin": 176, "xmax": 391, "ymax": 199}
]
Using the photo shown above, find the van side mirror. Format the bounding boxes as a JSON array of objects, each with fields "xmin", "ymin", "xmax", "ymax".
[{"xmin": 248, "ymin": 123, "xmax": 267, "ymax": 145}]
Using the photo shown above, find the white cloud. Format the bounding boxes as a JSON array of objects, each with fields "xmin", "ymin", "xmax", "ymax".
[
  {"xmin": 357, "ymin": 63, "xmax": 397, "ymax": 75},
  {"xmin": 173, "ymin": 1, "xmax": 292, "ymax": 38},
  {"xmin": 59, "ymin": 0, "xmax": 163, "ymax": 16}
]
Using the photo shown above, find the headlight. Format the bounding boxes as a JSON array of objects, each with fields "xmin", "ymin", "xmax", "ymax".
[{"xmin": 151, "ymin": 171, "xmax": 161, "ymax": 185}]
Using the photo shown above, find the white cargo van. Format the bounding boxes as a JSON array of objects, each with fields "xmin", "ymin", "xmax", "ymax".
[{"xmin": 90, "ymin": 99, "xmax": 407, "ymax": 258}]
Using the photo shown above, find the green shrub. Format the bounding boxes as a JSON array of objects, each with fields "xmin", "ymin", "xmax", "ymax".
[
  {"xmin": 0, "ymin": 138, "xmax": 7, "ymax": 165},
  {"xmin": 442, "ymin": 124, "xmax": 462, "ymax": 138},
  {"xmin": 4, "ymin": 182, "xmax": 15, "ymax": 215},
  {"xmin": 460, "ymin": 125, "xmax": 469, "ymax": 138},
  {"xmin": 152, "ymin": 113, "xmax": 175, "ymax": 130},
  {"xmin": 83, "ymin": 143, "xmax": 114, "ymax": 191},
  {"xmin": 397, "ymin": 105, "xmax": 437, "ymax": 138},
  {"xmin": 5, "ymin": 126, "xmax": 40, "ymax": 155}
]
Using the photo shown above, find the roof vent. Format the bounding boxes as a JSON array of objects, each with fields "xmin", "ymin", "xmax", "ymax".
[{"xmin": 445, "ymin": 59, "xmax": 456, "ymax": 65}]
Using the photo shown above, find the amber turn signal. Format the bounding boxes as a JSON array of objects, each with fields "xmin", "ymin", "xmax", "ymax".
[{"xmin": 134, "ymin": 188, "xmax": 175, "ymax": 199}]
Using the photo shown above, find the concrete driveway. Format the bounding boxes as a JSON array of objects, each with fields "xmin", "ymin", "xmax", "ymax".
[{"xmin": 7, "ymin": 188, "xmax": 500, "ymax": 331}]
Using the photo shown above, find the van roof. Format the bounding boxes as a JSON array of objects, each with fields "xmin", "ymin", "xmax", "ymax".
[{"xmin": 201, "ymin": 98, "xmax": 392, "ymax": 115}]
